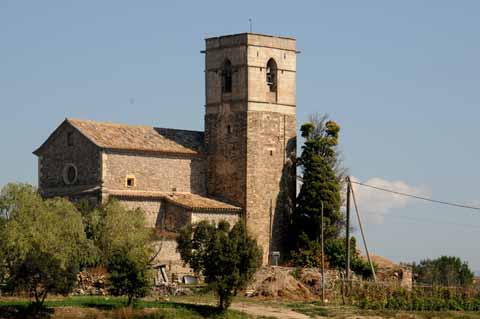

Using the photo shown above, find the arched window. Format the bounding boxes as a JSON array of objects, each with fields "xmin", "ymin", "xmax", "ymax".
[
  {"xmin": 222, "ymin": 59, "xmax": 232, "ymax": 93},
  {"xmin": 266, "ymin": 58, "xmax": 277, "ymax": 92}
]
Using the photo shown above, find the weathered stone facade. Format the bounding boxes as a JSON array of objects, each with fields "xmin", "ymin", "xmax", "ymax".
[
  {"xmin": 102, "ymin": 150, "xmax": 207, "ymax": 195},
  {"xmin": 36, "ymin": 121, "xmax": 101, "ymax": 195},
  {"xmin": 204, "ymin": 33, "xmax": 297, "ymax": 263},
  {"xmin": 118, "ymin": 197, "xmax": 164, "ymax": 228},
  {"xmin": 34, "ymin": 32, "xmax": 298, "ymax": 269}
]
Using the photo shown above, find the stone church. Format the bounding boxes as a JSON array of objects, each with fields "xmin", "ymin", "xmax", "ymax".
[{"xmin": 33, "ymin": 33, "xmax": 298, "ymax": 272}]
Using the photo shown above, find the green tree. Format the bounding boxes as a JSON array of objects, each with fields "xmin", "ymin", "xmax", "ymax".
[
  {"xmin": 290, "ymin": 117, "xmax": 372, "ymax": 278},
  {"xmin": 324, "ymin": 237, "xmax": 373, "ymax": 278},
  {"xmin": 176, "ymin": 221, "xmax": 262, "ymax": 311},
  {"xmin": 97, "ymin": 200, "xmax": 153, "ymax": 305},
  {"xmin": 107, "ymin": 248, "xmax": 151, "ymax": 306},
  {"xmin": 290, "ymin": 233, "xmax": 324, "ymax": 268},
  {"xmin": 293, "ymin": 118, "xmax": 343, "ymax": 243},
  {"xmin": 0, "ymin": 183, "xmax": 38, "ymax": 220},
  {"xmin": 413, "ymin": 256, "xmax": 474, "ymax": 287},
  {"xmin": 0, "ymin": 183, "xmax": 89, "ymax": 307}
]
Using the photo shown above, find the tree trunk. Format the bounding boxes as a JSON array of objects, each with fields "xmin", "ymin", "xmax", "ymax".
[
  {"xmin": 218, "ymin": 294, "xmax": 225, "ymax": 311},
  {"xmin": 127, "ymin": 295, "xmax": 133, "ymax": 307},
  {"xmin": 41, "ymin": 291, "xmax": 48, "ymax": 305}
]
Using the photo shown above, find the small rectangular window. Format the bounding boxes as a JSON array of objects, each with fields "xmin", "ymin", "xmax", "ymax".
[{"xmin": 126, "ymin": 176, "xmax": 136, "ymax": 188}]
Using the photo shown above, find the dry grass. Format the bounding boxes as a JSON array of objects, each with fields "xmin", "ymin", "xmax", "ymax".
[{"xmin": 0, "ymin": 296, "xmax": 260, "ymax": 319}]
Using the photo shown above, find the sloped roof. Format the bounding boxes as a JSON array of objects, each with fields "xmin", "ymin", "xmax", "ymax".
[
  {"xmin": 107, "ymin": 190, "xmax": 242, "ymax": 212},
  {"xmin": 164, "ymin": 193, "xmax": 242, "ymax": 212},
  {"xmin": 34, "ymin": 118, "xmax": 205, "ymax": 156}
]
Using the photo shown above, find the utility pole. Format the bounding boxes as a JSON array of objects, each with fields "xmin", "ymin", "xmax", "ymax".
[
  {"xmin": 320, "ymin": 201, "xmax": 325, "ymax": 304},
  {"xmin": 350, "ymin": 179, "xmax": 377, "ymax": 282},
  {"xmin": 345, "ymin": 177, "xmax": 351, "ymax": 292}
]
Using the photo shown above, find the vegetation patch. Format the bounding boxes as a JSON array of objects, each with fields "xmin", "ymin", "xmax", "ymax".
[
  {"xmin": 351, "ymin": 282, "xmax": 480, "ymax": 312},
  {"xmin": 0, "ymin": 296, "xmax": 257, "ymax": 319},
  {"xmin": 286, "ymin": 301, "xmax": 330, "ymax": 317}
]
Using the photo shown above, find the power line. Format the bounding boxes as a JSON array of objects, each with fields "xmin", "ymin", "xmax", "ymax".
[
  {"xmin": 364, "ymin": 211, "xmax": 480, "ymax": 231},
  {"xmin": 350, "ymin": 180, "xmax": 480, "ymax": 211}
]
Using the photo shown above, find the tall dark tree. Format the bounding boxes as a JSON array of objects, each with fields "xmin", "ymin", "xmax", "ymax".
[
  {"xmin": 290, "ymin": 116, "xmax": 372, "ymax": 278},
  {"xmin": 177, "ymin": 220, "xmax": 262, "ymax": 311},
  {"xmin": 293, "ymin": 118, "xmax": 344, "ymax": 242}
]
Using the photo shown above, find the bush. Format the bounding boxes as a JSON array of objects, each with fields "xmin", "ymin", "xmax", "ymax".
[
  {"xmin": 290, "ymin": 233, "xmax": 325, "ymax": 268},
  {"xmin": 0, "ymin": 184, "xmax": 90, "ymax": 307},
  {"xmin": 97, "ymin": 200, "xmax": 154, "ymax": 305},
  {"xmin": 177, "ymin": 221, "xmax": 262, "ymax": 311},
  {"xmin": 413, "ymin": 256, "xmax": 474, "ymax": 287},
  {"xmin": 325, "ymin": 237, "xmax": 374, "ymax": 279},
  {"xmin": 107, "ymin": 248, "xmax": 152, "ymax": 306},
  {"xmin": 351, "ymin": 282, "xmax": 480, "ymax": 312}
]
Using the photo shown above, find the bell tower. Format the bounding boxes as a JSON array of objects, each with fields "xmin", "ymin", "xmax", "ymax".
[{"xmin": 204, "ymin": 33, "xmax": 297, "ymax": 264}]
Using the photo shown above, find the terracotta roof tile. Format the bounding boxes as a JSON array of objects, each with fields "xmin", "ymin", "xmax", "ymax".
[
  {"xmin": 107, "ymin": 190, "xmax": 242, "ymax": 212},
  {"xmin": 67, "ymin": 118, "xmax": 204, "ymax": 155},
  {"xmin": 164, "ymin": 193, "xmax": 242, "ymax": 211}
]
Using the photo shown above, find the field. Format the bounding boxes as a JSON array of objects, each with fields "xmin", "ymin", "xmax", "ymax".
[
  {"xmin": 2, "ymin": 295, "xmax": 480, "ymax": 319},
  {"xmin": 0, "ymin": 296, "xmax": 265, "ymax": 319}
]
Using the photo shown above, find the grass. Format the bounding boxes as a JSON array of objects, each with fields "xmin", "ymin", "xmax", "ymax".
[
  {"xmin": 171, "ymin": 295, "xmax": 480, "ymax": 319},
  {"xmin": 0, "ymin": 296, "xmax": 260, "ymax": 319},
  {"xmin": 4, "ymin": 295, "xmax": 480, "ymax": 319},
  {"xmin": 283, "ymin": 301, "xmax": 480, "ymax": 319},
  {"xmin": 286, "ymin": 301, "xmax": 330, "ymax": 317}
]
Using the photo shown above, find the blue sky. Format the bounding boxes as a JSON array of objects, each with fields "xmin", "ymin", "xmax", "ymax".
[{"xmin": 1, "ymin": 1, "xmax": 479, "ymax": 270}]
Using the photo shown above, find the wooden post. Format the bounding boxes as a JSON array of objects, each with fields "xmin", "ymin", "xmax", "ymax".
[
  {"xmin": 321, "ymin": 201, "xmax": 325, "ymax": 304},
  {"xmin": 345, "ymin": 177, "xmax": 351, "ymax": 293}
]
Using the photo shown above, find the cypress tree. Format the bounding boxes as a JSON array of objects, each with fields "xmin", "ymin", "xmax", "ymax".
[{"xmin": 293, "ymin": 119, "xmax": 344, "ymax": 243}]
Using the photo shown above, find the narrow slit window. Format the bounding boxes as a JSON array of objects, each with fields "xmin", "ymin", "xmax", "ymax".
[
  {"xmin": 67, "ymin": 132, "xmax": 73, "ymax": 146},
  {"xmin": 222, "ymin": 59, "xmax": 232, "ymax": 93}
]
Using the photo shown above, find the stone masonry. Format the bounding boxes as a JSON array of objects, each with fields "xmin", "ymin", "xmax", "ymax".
[
  {"xmin": 205, "ymin": 33, "xmax": 297, "ymax": 264},
  {"xmin": 34, "ymin": 32, "xmax": 298, "ymax": 270}
]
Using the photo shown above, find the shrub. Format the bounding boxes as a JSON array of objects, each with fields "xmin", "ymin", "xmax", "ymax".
[
  {"xmin": 177, "ymin": 221, "xmax": 262, "ymax": 311},
  {"xmin": 0, "ymin": 184, "xmax": 89, "ymax": 307},
  {"xmin": 107, "ymin": 248, "xmax": 152, "ymax": 306},
  {"xmin": 352, "ymin": 282, "xmax": 480, "ymax": 312}
]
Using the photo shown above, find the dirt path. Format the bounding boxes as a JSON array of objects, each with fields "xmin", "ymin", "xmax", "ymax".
[{"xmin": 231, "ymin": 302, "xmax": 310, "ymax": 319}]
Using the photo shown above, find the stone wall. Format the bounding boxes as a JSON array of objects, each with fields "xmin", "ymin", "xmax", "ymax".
[
  {"xmin": 102, "ymin": 150, "xmax": 207, "ymax": 195},
  {"xmin": 247, "ymin": 44, "xmax": 296, "ymax": 106},
  {"xmin": 204, "ymin": 33, "xmax": 297, "ymax": 265},
  {"xmin": 116, "ymin": 197, "xmax": 165, "ymax": 228},
  {"xmin": 191, "ymin": 210, "xmax": 239, "ymax": 225},
  {"xmin": 204, "ymin": 33, "xmax": 249, "ymax": 207},
  {"xmin": 205, "ymin": 109, "xmax": 247, "ymax": 207},
  {"xmin": 246, "ymin": 111, "xmax": 296, "ymax": 264},
  {"xmin": 163, "ymin": 202, "xmax": 190, "ymax": 232},
  {"xmin": 152, "ymin": 239, "xmax": 192, "ymax": 281},
  {"xmin": 37, "ymin": 122, "xmax": 101, "ymax": 191}
]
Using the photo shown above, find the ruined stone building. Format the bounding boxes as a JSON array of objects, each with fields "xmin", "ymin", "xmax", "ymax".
[{"xmin": 33, "ymin": 33, "xmax": 297, "ymax": 272}]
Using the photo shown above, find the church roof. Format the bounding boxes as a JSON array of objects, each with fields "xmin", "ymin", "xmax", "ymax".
[
  {"xmin": 35, "ymin": 118, "xmax": 205, "ymax": 156},
  {"xmin": 164, "ymin": 193, "xmax": 242, "ymax": 212},
  {"xmin": 107, "ymin": 190, "xmax": 242, "ymax": 212}
]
